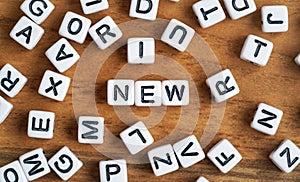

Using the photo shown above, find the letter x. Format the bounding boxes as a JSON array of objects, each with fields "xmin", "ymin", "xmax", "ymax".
[{"xmin": 45, "ymin": 77, "xmax": 62, "ymax": 96}]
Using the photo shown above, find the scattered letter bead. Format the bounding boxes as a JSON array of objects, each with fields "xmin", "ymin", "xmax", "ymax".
[
  {"xmin": 27, "ymin": 110, "xmax": 55, "ymax": 139},
  {"xmin": 148, "ymin": 144, "xmax": 179, "ymax": 176},
  {"xmin": 48, "ymin": 146, "xmax": 83, "ymax": 181},
  {"xmin": 240, "ymin": 34, "xmax": 273, "ymax": 66},
  {"xmin": 206, "ymin": 69, "xmax": 240, "ymax": 103},
  {"xmin": 19, "ymin": 148, "xmax": 51, "ymax": 181},
  {"xmin": 0, "ymin": 161, "xmax": 28, "ymax": 182},
  {"xmin": 161, "ymin": 19, "xmax": 195, "ymax": 52},
  {"xmin": 173, "ymin": 135, "xmax": 205, "ymax": 168},
  {"xmin": 295, "ymin": 54, "xmax": 300, "ymax": 66},
  {"xmin": 78, "ymin": 116, "xmax": 104, "ymax": 144},
  {"xmin": 89, "ymin": 16, "xmax": 123, "ymax": 50},
  {"xmin": 0, "ymin": 96, "xmax": 13, "ymax": 125},
  {"xmin": 192, "ymin": 0, "xmax": 226, "ymax": 28},
  {"xmin": 45, "ymin": 38, "xmax": 80, "ymax": 73},
  {"xmin": 269, "ymin": 139, "xmax": 300, "ymax": 173},
  {"xmin": 120, "ymin": 121, "xmax": 154, "ymax": 155},
  {"xmin": 261, "ymin": 5, "xmax": 288, "ymax": 33},
  {"xmin": 127, "ymin": 38, "xmax": 155, "ymax": 64},
  {"xmin": 129, "ymin": 0, "xmax": 160, "ymax": 21},
  {"xmin": 80, "ymin": 0, "xmax": 109, "ymax": 15},
  {"xmin": 135, "ymin": 81, "xmax": 162, "ymax": 106},
  {"xmin": 251, "ymin": 103, "xmax": 283, "ymax": 135},
  {"xmin": 99, "ymin": 159, "xmax": 128, "ymax": 182},
  {"xmin": 10, "ymin": 16, "xmax": 44, "ymax": 50},
  {"xmin": 0, "ymin": 64, "xmax": 28, "ymax": 98},
  {"xmin": 196, "ymin": 176, "xmax": 209, "ymax": 182},
  {"xmin": 207, "ymin": 139, "xmax": 242, "ymax": 173},
  {"xmin": 20, "ymin": 0, "xmax": 55, "ymax": 24},
  {"xmin": 107, "ymin": 79, "xmax": 135, "ymax": 106},
  {"xmin": 162, "ymin": 80, "xmax": 189, "ymax": 106},
  {"xmin": 223, "ymin": 0, "xmax": 257, "ymax": 20},
  {"xmin": 38, "ymin": 70, "xmax": 71, "ymax": 101},
  {"xmin": 59, "ymin": 11, "xmax": 92, "ymax": 44}
]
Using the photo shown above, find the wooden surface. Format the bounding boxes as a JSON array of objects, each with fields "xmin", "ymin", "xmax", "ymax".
[{"xmin": 0, "ymin": 0, "xmax": 300, "ymax": 181}]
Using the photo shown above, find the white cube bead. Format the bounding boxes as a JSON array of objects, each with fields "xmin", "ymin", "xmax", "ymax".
[
  {"xmin": 59, "ymin": 11, "xmax": 91, "ymax": 44},
  {"xmin": 207, "ymin": 139, "xmax": 242, "ymax": 173},
  {"xmin": 173, "ymin": 135, "xmax": 205, "ymax": 168},
  {"xmin": 193, "ymin": 0, "xmax": 226, "ymax": 28},
  {"xmin": 0, "ymin": 161, "xmax": 28, "ymax": 182},
  {"xmin": 148, "ymin": 144, "xmax": 179, "ymax": 176},
  {"xmin": 206, "ymin": 69, "xmax": 240, "ymax": 103},
  {"xmin": 269, "ymin": 139, "xmax": 300, "ymax": 173},
  {"xmin": 170, "ymin": 0, "xmax": 180, "ymax": 2},
  {"xmin": 48, "ymin": 146, "xmax": 83, "ymax": 181},
  {"xmin": 27, "ymin": 110, "xmax": 55, "ymax": 139},
  {"xmin": 127, "ymin": 38, "xmax": 155, "ymax": 64},
  {"xmin": 261, "ymin": 6, "xmax": 288, "ymax": 33},
  {"xmin": 0, "ymin": 96, "xmax": 13, "ymax": 125},
  {"xmin": 129, "ymin": 0, "xmax": 160, "ymax": 21},
  {"xmin": 80, "ymin": 0, "xmax": 109, "ymax": 14},
  {"xmin": 161, "ymin": 19, "xmax": 195, "ymax": 52},
  {"xmin": 0, "ymin": 64, "xmax": 28, "ymax": 98},
  {"xmin": 120, "ymin": 121, "xmax": 154, "ymax": 155},
  {"xmin": 45, "ymin": 38, "xmax": 80, "ymax": 73},
  {"xmin": 162, "ymin": 80, "xmax": 189, "ymax": 106},
  {"xmin": 78, "ymin": 116, "xmax": 104, "ymax": 144},
  {"xmin": 107, "ymin": 79, "xmax": 135, "ymax": 106},
  {"xmin": 89, "ymin": 16, "xmax": 123, "ymax": 50},
  {"xmin": 20, "ymin": 0, "xmax": 55, "ymax": 24},
  {"xmin": 251, "ymin": 103, "xmax": 283, "ymax": 135},
  {"xmin": 10, "ymin": 16, "xmax": 44, "ymax": 50},
  {"xmin": 99, "ymin": 159, "xmax": 127, "ymax": 182},
  {"xmin": 135, "ymin": 81, "xmax": 161, "ymax": 106},
  {"xmin": 240, "ymin": 34, "xmax": 273, "ymax": 66},
  {"xmin": 38, "ymin": 70, "xmax": 71, "ymax": 101},
  {"xmin": 223, "ymin": 0, "xmax": 256, "ymax": 20},
  {"xmin": 295, "ymin": 54, "xmax": 300, "ymax": 66},
  {"xmin": 19, "ymin": 148, "xmax": 51, "ymax": 181},
  {"xmin": 196, "ymin": 176, "xmax": 209, "ymax": 182}
]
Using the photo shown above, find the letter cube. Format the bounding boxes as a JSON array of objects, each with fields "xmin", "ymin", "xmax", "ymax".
[
  {"xmin": 27, "ymin": 110, "xmax": 55, "ymax": 139},
  {"xmin": 80, "ymin": 0, "xmax": 109, "ymax": 14},
  {"xmin": 99, "ymin": 159, "xmax": 128, "ymax": 182},
  {"xmin": 107, "ymin": 79, "xmax": 135, "ymax": 106},
  {"xmin": 129, "ymin": 0, "xmax": 160, "ymax": 21},
  {"xmin": 127, "ymin": 38, "xmax": 155, "ymax": 64},
  {"xmin": 294, "ymin": 53, "xmax": 300, "ymax": 66},
  {"xmin": 0, "ymin": 161, "xmax": 28, "ymax": 182},
  {"xmin": 162, "ymin": 80, "xmax": 189, "ymax": 106},
  {"xmin": 78, "ymin": 116, "xmax": 104, "ymax": 144},
  {"xmin": 196, "ymin": 176, "xmax": 209, "ymax": 182},
  {"xmin": 0, "ymin": 96, "xmax": 13, "ymax": 125},
  {"xmin": 262, "ymin": 6, "xmax": 288, "ymax": 33},
  {"xmin": 135, "ymin": 81, "xmax": 162, "ymax": 106},
  {"xmin": 223, "ymin": 0, "xmax": 256, "ymax": 20}
]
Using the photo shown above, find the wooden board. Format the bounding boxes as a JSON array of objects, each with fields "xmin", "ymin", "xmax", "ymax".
[{"xmin": 0, "ymin": 0, "xmax": 299, "ymax": 181}]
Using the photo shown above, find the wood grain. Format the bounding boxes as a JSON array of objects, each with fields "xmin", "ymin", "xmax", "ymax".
[{"xmin": 0, "ymin": 0, "xmax": 300, "ymax": 181}]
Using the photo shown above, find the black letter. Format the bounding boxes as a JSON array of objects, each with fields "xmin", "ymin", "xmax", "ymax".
[
  {"xmin": 68, "ymin": 18, "xmax": 83, "ymax": 35},
  {"xmin": 95, "ymin": 25, "xmax": 116, "ymax": 44},
  {"xmin": 82, "ymin": 121, "xmax": 99, "ymax": 139},
  {"xmin": 86, "ymin": 0, "xmax": 102, "ymax": 6},
  {"xmin": 106, "ymin": 164, "xmax": 121, "ymax": 181},
  {"xmin": 267, "ymin": 14, "xmax": 284, "ymax": 24},
  {"xmin": 169, "ymin": 26, "xmax": 187, "ymax": 44},
  {"xmin": 23, "ymin": 154, "xmax": 44, "ymax": 176},
  {"xmin": 141, "ymin": 86, "xmax": 155, "ymax": 103},
  {"xmin": 181, "ymin": 142, "xmax": 199, "ymax": 157},
  {"xmin": 215, "ymin": 152, "xmax": 235, "ymax": 166},
  {"xmin": 45, "ymin": 77, "xmax": 62, "ymax": 96},
  {"xmin": 56, "ymin": 44, "xmax": 74, "ymax": 61},
  {"xmin": 16, "ymin": 26, "xmax": 32, "ymax": 44},
  {"xmin": 29, "ymin": 0, "xmax": 48, "ymax": 16},
  {"xmin": 4, "ymin": 168, "xmax": 19, "ymax": 182},
  {"xmin": 200, "ymin": 7, "xmax": 218, "ymax": 21},
  {"xmin": 165, "ymin": 85, "xmax": 185, "ymax": 101},
  {"xmin": 257, "ymin": 109, "xmax": 277, "ymax": 129},
  {"xmin": 254, "ymin": 39, "xmax": 267, "ymax": 58},
  {"xmin": 232, "ymin": 0, "xmax": 249, "ymax": 11},
  {"xmin": 136, "ymin": 0, "xmax": 152, "ymax": 14},
  {"xmin": 153, "ymin": 153, "xmax": 172, "ymax": 169},
  {"xmin": 54, "ymin": 154, "xmax": 73, "ymax": 173},
  {"xmin": 128, "ymin": 129, "xmax": 146, "ymax": 143},
  {"xmin": 114, "ymin": 85, "xmax": 129, "ymax": 101},
  {"xmin": 215, "ymin": 76, "xmax": 235, "ymax": 96},
  {"xmin": 279, "ymin": 147, "xmax": 299, "ymax": 168},
  {"xmin": 139, "ymin": 41, "xmax": 144, "ymax": 58},
  {"xmin": 0, "ymin": 71, "xmax": 19, "ymax": 92},
  {"xmin": 32, "ymin": 117, "xmax": 50, "ymax": 132}
]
